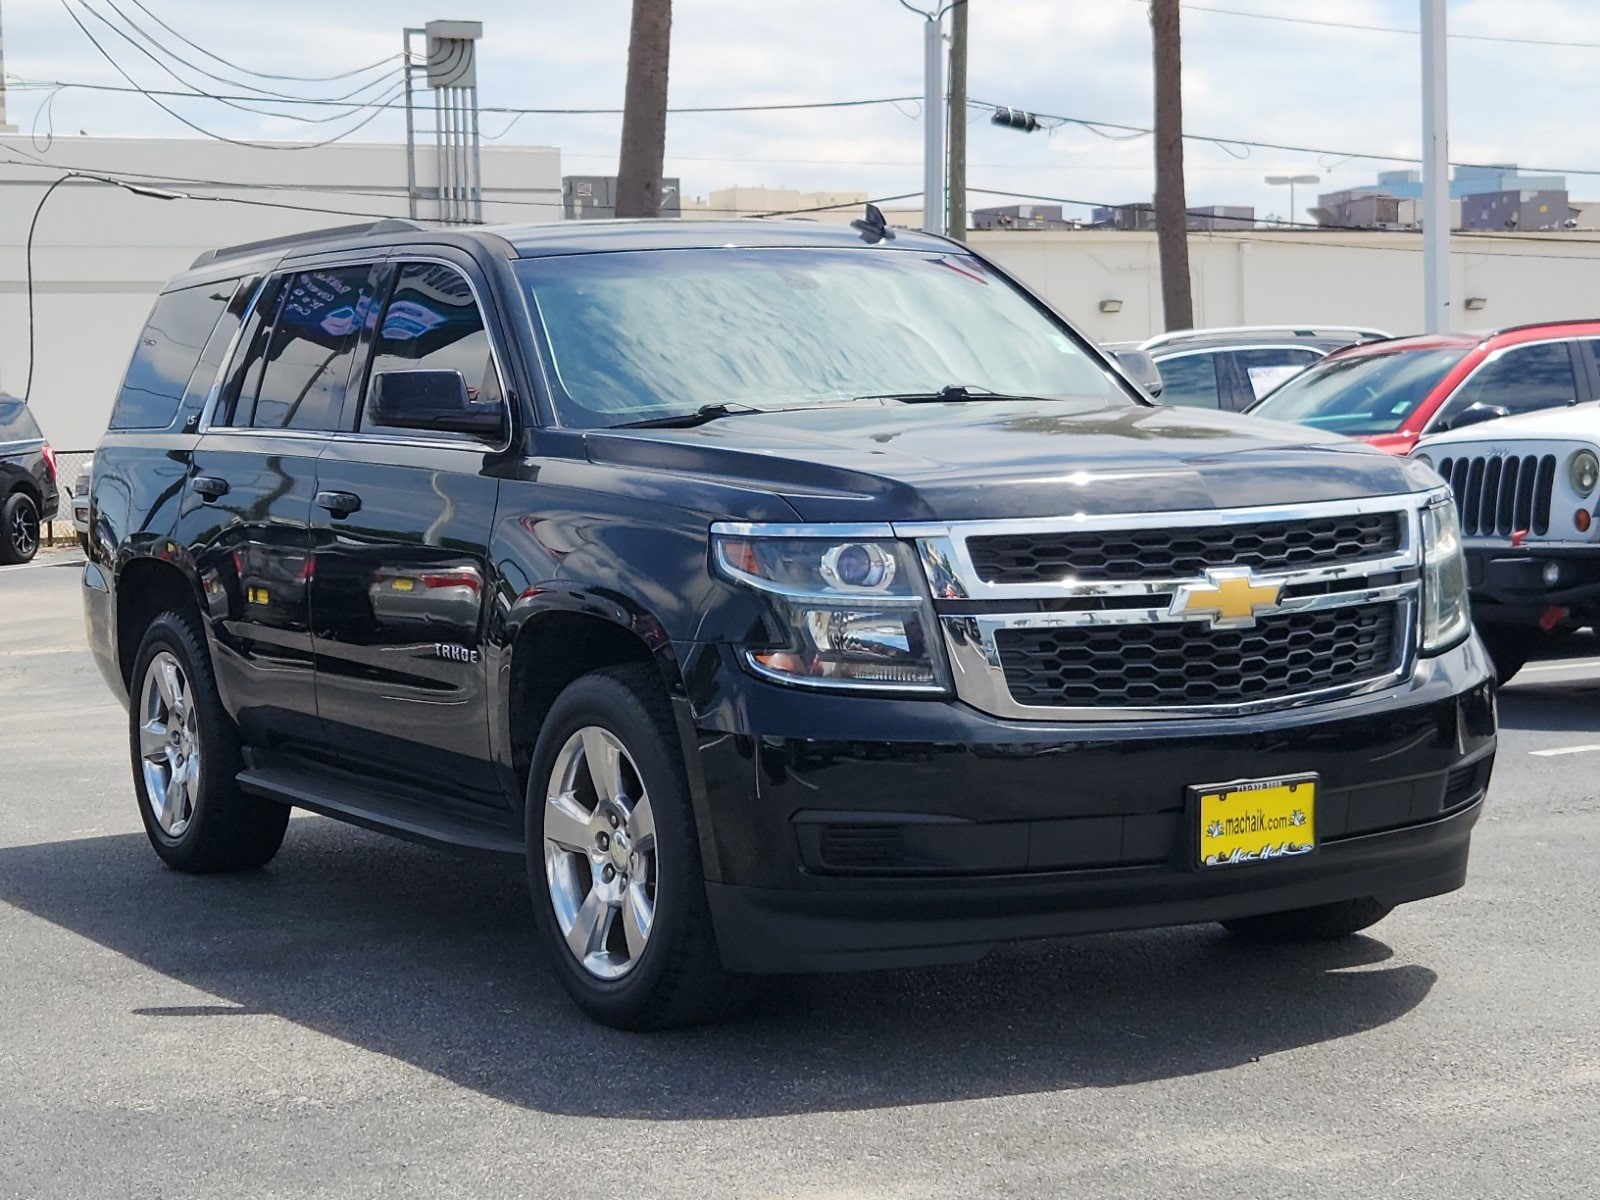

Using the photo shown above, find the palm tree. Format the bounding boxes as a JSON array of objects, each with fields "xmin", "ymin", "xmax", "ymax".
[{"xmin": 616, "ymin": 0, "xmax": 673, "ymax": 218}]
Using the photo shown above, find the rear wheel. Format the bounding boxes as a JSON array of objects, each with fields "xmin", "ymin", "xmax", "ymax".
[
  {"xmin": 0, "ymin": 491, "xmax": 40, "ymax": 564},
  {"xmin": 1221, "ymin": 897, "xmax": 1392, "ymax": 943},
  {"xmin": 129, "ymin": 611, "xmax": 289, "ymax": 872},
  {"xmin": 526, "ymin": 664, "xmax": 748, "ymax": 1030}
]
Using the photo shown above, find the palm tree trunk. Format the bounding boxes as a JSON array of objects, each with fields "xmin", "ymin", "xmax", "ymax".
[{"xmin": 616, "ymin": 0, "xmax": 673, "ymax": 218}]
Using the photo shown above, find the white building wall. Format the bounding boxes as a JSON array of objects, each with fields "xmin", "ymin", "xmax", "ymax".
[
  {"xmin": 972, "ymin": 229, "xmax": 1600, "ymax": 345},
  {"xmin": 0, "ymin": 134, "xmax": 562, "ymax": 449}
]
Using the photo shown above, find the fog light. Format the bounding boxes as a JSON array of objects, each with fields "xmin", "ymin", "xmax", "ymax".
[
  {"xmin": 1578, "ymin": 508, "xmax": 1593, "ymax": 533},
  {"xmin": 1543, "ymin": 561, "xmax": 1564, "ymax": 587}
]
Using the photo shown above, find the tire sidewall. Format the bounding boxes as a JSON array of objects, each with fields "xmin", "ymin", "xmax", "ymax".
[
  {"xmin": 1, "ymin": 492, "xmax": 39, "ymax": 564},
  {"xmin": 524, "ymin": 671, "xmax": 702, "ymax": 1022},
  {"xmin": 128, "ymin": 613, "xmax": 237, "ymax": 865}
]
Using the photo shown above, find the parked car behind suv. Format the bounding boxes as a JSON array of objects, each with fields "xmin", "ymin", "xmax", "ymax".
[
  {"xmin": 0, "ymin": 395, "xmax": 59, "ymax": 563},
  {"xmin": 1249, "ymin": 321, "xmax": 1600, "ymax": 454},
  {"xmin": 86, "ymin": 219, "xmax": 1496, "ymax": 1029},
  {"xmin": 1413, "ymin": 403, "xmax": 1600, "ymax": 680},
  {"xmin": 1123, "ymin": 326, "xmax": 1388, "ymax": 412}
]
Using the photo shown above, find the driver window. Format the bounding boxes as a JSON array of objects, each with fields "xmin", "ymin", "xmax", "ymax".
[
  {"xmin": 1436, "ymin": 342, "xmax": 1578, "ymax": 427},
  {"xmin": 359, "ymin": 262, "xmax": 501, "ymax": 434}
]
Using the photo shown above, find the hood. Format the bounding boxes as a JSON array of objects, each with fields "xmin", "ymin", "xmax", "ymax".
[
  {"xmin": 584, "ymin": 399, "xmax": 1438, "ymax": 523},
  {"xmin": 1418, "ymin": 401, "xmax": 1600, "ymax": 451}
]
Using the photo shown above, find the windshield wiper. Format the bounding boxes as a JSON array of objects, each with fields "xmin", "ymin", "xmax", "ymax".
[
  {"xmin": 613, "ymin": 403, "xmax": 765, "ymax": 429},
  {"xmin": 857, "ymin": 385, "xmax": 1038, "ymax": 405}
]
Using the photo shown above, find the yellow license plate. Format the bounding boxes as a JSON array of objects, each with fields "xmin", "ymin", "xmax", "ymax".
[{"xmin": 1194, "ymin": 775, "xmax": 1317, "ymax": 868}]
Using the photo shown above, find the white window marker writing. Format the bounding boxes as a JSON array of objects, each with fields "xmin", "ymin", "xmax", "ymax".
[{"xmin": 1530, "ymin": 744, "xmax": 1600, "ymax": 758}]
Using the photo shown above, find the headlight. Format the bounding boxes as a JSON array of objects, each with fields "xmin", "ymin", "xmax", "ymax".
[
  {"xmin": 712, "ymin": 528, "xmax": 950, "ymax": 692},
  {"xmin": 1420, "ymin": 493, "xmax": 1471, "ymax": 654},
  {"xmin": 1570, "ymin": 449, "xmax": 1599, "ymax": 496}
]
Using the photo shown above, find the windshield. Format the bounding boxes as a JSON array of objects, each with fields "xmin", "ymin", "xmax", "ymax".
[
  {"xmin": 1249, "ymin": 347, "xmax": 1467, "ymax": 436},
  {"xmin": 516, "ymin": 247, "xmax": 1125, "ymax": 427}
]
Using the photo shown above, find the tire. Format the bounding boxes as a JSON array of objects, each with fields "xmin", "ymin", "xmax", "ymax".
[
  {"xmin": 1221, "ymin": 897, "xmax": 1393, "ymax": 943},
  {"xmin": 525, "ymin": 663, "xmax": 749, "ymax": 1030},
  {"xmin": 0, "ymin": 491, "xmax": 40, "ymax": 564},
  {"xmin": 128, "ymin": 610, "xmax": 289, "ymax": 873}
]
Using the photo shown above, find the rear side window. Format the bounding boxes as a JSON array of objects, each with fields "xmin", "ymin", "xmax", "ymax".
[
  {"xmin": 231, "ymin": 264, "xmax": 385, "ymax": 432},
  {"xmin": 1224, "ymin": 347, "xmax": 1322, "ymax": 404},
  {"xmin": 0, "ymin": 397, "xmax": 43, "ymax": 442},
  {"xmin": 110, "ymin": 282, "xmax": 236, "ymax": 430},
  {"xmin": 1156, "ymin": 353, "xmax": 1222, "ymax": 409}
]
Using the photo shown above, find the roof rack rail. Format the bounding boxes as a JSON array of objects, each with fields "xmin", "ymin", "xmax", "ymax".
[
  {"xmin": 1485, "ymin": 318, "xmax": 1600, "ymax": 338},
  {"xmin": 1139, "ymin": 324, "xmax": 1390, "ymax": 351},
  {"xmin": 189, "ymin": 218, "xmax": 429, "ymax": 270}
]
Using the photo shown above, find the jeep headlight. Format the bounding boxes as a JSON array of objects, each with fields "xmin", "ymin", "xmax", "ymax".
[
  {"xmin": 1570, "ymin": 449, "xmax": 1599, "ymax": 496},
  {"xmin": 712, "ymin": 527, "xmax": 950, "ymax": 692},
  {"xmin": 1420, "ymin": 492, "xmax": 1471, "ymax": 653}
]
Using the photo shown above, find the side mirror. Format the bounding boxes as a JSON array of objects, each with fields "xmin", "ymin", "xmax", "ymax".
[
  {"xmin": 367, "ymin": 370, "xmax": 504, "ymax": 438},
  {"xmin": 1445, "ymin": 402, "xmax": 1511, "ymax": 431},
  {"xmin": 1110, "ymin": 348, "xmax": 1164, "ymax": 399}
]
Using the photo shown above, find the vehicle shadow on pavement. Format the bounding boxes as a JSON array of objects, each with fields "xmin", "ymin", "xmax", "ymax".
[
  {"xmin": 0, "ymin": 818, "xmax": 1437, "ymax": 1119},
  {"xmin": 1496, "ymin": 686, "xmax": 1600, "ymax": 732}
]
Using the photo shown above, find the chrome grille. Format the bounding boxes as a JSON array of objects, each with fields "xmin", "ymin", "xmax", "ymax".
[
  {"xmin": 966, "ymin": 512, "xmax": 1403, "ymax": 584},
  {"xmin": 995, "ymin": 603, "xmax": 1397, "ymax": 708},
  {"xmin": 905, "ymin": 498, "xmax": 1422, "ymax": 721},
  {"xmin": 1437, "ymin": 453, "xmax": 1555, "ymax": 536}
]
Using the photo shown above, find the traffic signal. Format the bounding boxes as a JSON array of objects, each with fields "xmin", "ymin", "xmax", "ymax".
[{"xmin": 991, "ymin": 107, "xmax": 1041, "ymax": 133}]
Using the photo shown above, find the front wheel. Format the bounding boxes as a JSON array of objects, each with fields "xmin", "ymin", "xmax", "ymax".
[
  {"xmin": 1221, "ymin": 897, "xmax": 1393, "ymax": 943},
  {"xmin": 525, "ymin": 664, "xmax": 748, "ymax": 1030},
  {"xmin": 0, "ymin": 491, "xmax": 40, "ymax": 564}
]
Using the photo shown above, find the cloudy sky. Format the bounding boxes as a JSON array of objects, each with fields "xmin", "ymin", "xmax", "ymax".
[{"xmin": 2, "ymin": 0, "xmax": 1597, "ymax": 220}]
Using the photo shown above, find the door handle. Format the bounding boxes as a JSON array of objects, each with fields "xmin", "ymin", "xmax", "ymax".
[
  {"xmin": 191, "ymin": 475, "xmax": 230, "ymax": 501},
  {"xmin": 315, "ymin": 490, "xmax": 362, "ymax": 519}
]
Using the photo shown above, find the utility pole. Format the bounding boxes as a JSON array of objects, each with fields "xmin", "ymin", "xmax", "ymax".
[
  {"xmin": 921, "ymin": 8, "xmax": 945, "ymax": 235},
  {"xmin": 946, "ymin": 0, "xmax": 967, "ymax": 241},
  {"xmin": 1150, "ymin": 0, "xmax": 1193, "ymax": 330},
  {"xmin": 616, "ymin": 0, "xmax": 672, "ymax": 218},
  {"xmin": 1421, "ymin": 0, "xmax": 1450, "ymax": 332},
  {"xmin": 0, "ymin": 0, "xmax": 16, "ymax": 133}
]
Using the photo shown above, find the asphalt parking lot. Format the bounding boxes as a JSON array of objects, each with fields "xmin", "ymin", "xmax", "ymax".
[{"xmin": 3, "ymin": 549, "xmax": 1599, "ymax": 1199}]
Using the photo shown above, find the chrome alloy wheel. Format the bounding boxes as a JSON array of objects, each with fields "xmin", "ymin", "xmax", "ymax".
[
  {"xmin": 138, "ymin": 651, "xmax": 201, "ymax": 837},
  {"xmin": 543, "ymin": 726, "xmax": 658, "ymax": 981},
  {"xmin": 9, "ymin": 498, "xmax": 38, "ymax": 559}
]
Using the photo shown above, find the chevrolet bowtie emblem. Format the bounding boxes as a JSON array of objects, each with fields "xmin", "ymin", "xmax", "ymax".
[{"xmin": 1170, "ymin": 569, "xmax": 1284, "ymax": 629}]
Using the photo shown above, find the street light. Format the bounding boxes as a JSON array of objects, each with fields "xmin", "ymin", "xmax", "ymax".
[{"xmin": 1265, "ymin": 173, "xmax": 1320, "ymax": 227}]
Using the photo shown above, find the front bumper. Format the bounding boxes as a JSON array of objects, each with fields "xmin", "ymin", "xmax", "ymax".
[
  {"xmin": 680, "ymin": 636, "xmax": 1496, "ymax": 973},
  {"xmin": 1465, "ymin": 543, "xmax": 1600, "ymax": 626}
]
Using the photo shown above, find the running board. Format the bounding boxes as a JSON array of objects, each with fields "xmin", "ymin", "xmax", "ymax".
[{"xmin": 237, "ymin": 764, "xmax": 524, "ymax": 859}]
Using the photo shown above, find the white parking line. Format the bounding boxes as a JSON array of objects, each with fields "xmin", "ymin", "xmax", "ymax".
[
  {"xmin": 1521, "ymin": 658, "xmax": 1600, "ymax": 675},
  {"xmin": 1530, "ymin": 744, "xmax": 1600, "ymax": 758}
]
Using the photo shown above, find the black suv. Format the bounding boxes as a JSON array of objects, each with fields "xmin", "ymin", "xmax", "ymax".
[
  {"xmin": 0, "ymin": 395, "xmax": 59, "ymax": 563},
  {"xmin": 86, "ymin": 219, "xmax": 1497, "ymax": 1028}
]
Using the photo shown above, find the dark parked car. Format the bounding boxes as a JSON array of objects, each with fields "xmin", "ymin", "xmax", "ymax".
[
  {"xmin": 1249, "ymin": 321, "xmax": 1600, "ymax": 455},
  {"xmin": 1134, "ymin": 326, "xmax": 1388, "ymax": 412},
  {"xmin": 85, "ymin": 219, "xmax": 1495, "ymax": 1029},
  {"xmin": 0, "ymin": 395, "xmax": 59, "ymax": 563}
]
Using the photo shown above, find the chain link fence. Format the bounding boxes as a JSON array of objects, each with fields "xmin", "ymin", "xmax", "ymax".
[{"xmin": 44, "ymin": 449, "xmax": 94, "ymax": 545}]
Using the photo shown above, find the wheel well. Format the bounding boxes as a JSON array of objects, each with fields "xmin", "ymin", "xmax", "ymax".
[
  {"xmin": 6, "ymin": 479, "xmax": 42, "ymax": 506},
  {"xmin": 116, "ymin": 558, "xmax": 203, "ymax": 686},
  {"xmin": 508, "ymin": 611, "xmax": 659, "ymax": 792}
]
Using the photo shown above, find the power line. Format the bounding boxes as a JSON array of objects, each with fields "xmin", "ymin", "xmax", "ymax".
[
  {"xmin": 90, "ymin": 0, "xmax": 402, "ymax": 109},
  {"xmin": 1157, "ymin": 0, "xmax": 1600, "ymax": 51},
  {"xmin": 969, "ymin": 98, "xmax": 1600, "ymax": 181},
  {"xmin": 56, "ymin": 1, "xmax": 412, "ymax": 149},
  {"xmin": 5, "ymin": 77, "xmax": 924, "ymax": 118},
  {"xmin": 120, "ymin": 0, "xmax": 401, "ymax": 83}
]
